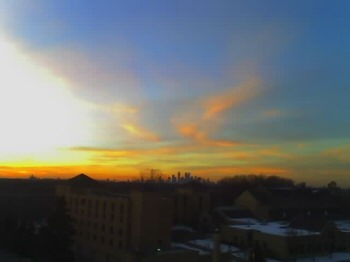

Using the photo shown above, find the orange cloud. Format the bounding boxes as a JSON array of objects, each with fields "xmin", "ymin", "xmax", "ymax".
[
  {"xmin": 178, "ymin": 124, "xmax": 206, "ymax": 141},
  {"xmin": 103, "ymin": 103, "xmax": 160, "ymax": 142},
  {"xmin": 321, "ymin": 145, "xmax": 350, "ymax": 163},
  {"xmin": 203, "ymin": 77, "xmax": 261, "ymax": 120},
  {"xmin": 173, "ymin": 77, "xmax": 262, "ymax": 147},
  {"xmin": 121, "ymin": 123, "xmax": 159, "ymax": 142},
  {"xmin": 177, "ymin": 123, "xmax": 238, "ymax": 147}
]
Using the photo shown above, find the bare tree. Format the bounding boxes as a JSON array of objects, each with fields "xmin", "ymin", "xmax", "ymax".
[{"xmin": 139, "ymin": 168, "xmax": 165, "ymax": 183}]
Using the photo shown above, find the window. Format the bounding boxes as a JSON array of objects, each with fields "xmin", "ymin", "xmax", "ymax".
[
  {"xmin": 119, "ymin": 228, "xmax": 123, "ymax": 236},
  {"xmin": 109, "ymin": 239, "xmax": 113, "ymax": 247},
  {"xmin": 110, "ymin": 227, "xmax": 114, "ymax": 234},
  {"xmin": 111, "ymin": 202, "xmax": 115, "ymax": 212},
  {"xmin": 118, "ymin": 241, "xmax": 122, "ymax": 249},
  {"xmin": 101, "ymin": 224, "xmax": 105, "ymax": 232},
  {"xmin": 120, "ymin": 203, "xmax": 124, "ymax": 212}
]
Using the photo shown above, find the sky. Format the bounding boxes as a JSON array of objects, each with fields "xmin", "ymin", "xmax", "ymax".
[{"xmin": 0, "ymin": 1, "xmax": 349, "ymax": 185}]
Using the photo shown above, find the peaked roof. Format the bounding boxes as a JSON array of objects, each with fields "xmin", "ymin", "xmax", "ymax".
[
  {"xmin": 67, "ymin": 173, "xmax": 99, "ymax": 187},
  {"xmin": 244, "ymin": 187, "xmax": 341, "ymax": 209}
]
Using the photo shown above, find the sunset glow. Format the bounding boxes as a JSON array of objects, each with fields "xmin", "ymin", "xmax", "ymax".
[
  {"xmin": 0, "ymin": 32, "xmax": 91, "ymax": 163},
  {"xmin": 0, "ymin": 1, "xmax": 349, "ymax": 185}
]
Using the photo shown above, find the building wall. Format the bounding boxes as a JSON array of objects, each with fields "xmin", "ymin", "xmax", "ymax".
[
  {"xmin": 234, "ymin": 191, "xmax": 269, "ymax": 220},
  {"xmin": 56, "ymin": 185, "xmax": 174, "ymax": 262},
  {"xmin": 173, "ymin": 188, "xmax": 210, "ymax": 226},
  {"xmin": 130, "ymin": 191, "xmax": 172, "ymax": 252},
  {"xmin": 221, "ymin": 225, "xmax": 338, "ymax": 260}
]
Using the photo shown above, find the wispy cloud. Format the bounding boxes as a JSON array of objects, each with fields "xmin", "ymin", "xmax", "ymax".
[
  {"xmin": 203, "ymin": 77, "xmax": 261, "ymax": 120},
  {"xmin": 104, "ymin": 103, "xmax": 160, "ymax": 142},
  {"xmin": 173, "ymin": 77, "xmax": 262, "ymax": 146},
  {"xmin": 321, "ymin": 145, "xmax": 350, "ymax": 163},
  {"xmin": 21, "ymin": 42, "xmax": 144, "ymax": 105}
]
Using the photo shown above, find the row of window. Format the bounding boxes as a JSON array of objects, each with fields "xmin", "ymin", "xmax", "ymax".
[
  {"xmin": 69, "ymin": 196, "xmax": 125, "ymax": 213},
  {"xmin": 76, "ymin": 219, "xmax": 124, "ymax": 235},
  {"xmin": 72, "ymin": 208, "xmax": 125, "ymax": 223},
  {"xmin": 288, "ymin": 242, "xmax": 333, "ymax": 255},
  {"xmin": 77, "ymin": 230, "xmax": 124, "ymax": 250},
  {"xmin": 173, "ymin": 196, "xmax": 205, "ymax": 213}
]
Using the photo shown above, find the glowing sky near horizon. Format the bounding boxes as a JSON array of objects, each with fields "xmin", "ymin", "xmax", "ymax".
[{"xmin": 0, "ymin": 1, "xmax": 349, "ymax": 185}]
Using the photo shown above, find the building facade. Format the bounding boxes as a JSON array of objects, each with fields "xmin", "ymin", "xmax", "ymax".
[{"xmin": 56, "ymin": 176, "xmax": 173, "ymax": 262}]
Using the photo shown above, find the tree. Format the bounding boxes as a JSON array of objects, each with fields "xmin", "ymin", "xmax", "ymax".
[
  {"xmin": 218, "ymin": 174, "xmax": 294, "ymax": 189},
  {"xmin": 35, "ymin": 197, "xmax": 74, "ymax": 262},
  {"xmin": 138, "ymin": 168, "xmax": 165, "ymax": 182}
]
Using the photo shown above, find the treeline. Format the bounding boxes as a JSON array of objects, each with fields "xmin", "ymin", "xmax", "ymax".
[
  {"xmin": 211, "ymin": 174, "xmax": 295, "ymax": 206},
  {"xmin": 217, "ymin": 174, "xmax": 295, "ymax": 189},
  {"xmin": 0, "ymin": 198, "xmax": 74, "ymax": 262}
]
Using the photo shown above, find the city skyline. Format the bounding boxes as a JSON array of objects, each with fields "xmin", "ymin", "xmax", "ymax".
[{"xmin": 0, "ymin": 1, "xmax": 349, "ymax": 185}]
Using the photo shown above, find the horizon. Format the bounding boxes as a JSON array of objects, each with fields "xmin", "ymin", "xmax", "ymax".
[{"xmin": 0, "ymin": 1, "xmax": 349, "ymax": 186}]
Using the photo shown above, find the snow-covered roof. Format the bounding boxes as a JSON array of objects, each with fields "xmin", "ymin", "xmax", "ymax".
[
  {"xmin": 230, "ymin": 217, "xmax": 259, "ymax": 224},
  {"xmin": 171, "ymin": 243, "xmax": 209, "ymax": 255},
  {"xmin": 230, "ymin": 221, "xmax": 320, "ymax": 236},
  {"xmin": 189, "ymin": 238, "xmax": 240, "ymax": 253},
  {"xmin": 334, "ymin": 220, "xmax": 350, "ymax": 233},
  {"xmin": 171, "ymin": 225, "xmax": 195, "ymax": 232}
]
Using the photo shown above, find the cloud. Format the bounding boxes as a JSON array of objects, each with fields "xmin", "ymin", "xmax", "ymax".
[
  {"xmin": 5, "ymin": 35, "xmax": 144, "ymax": 106},
  {"xmin": 321, "ymin": 145, "xmax": 350, "ymax": 163},
  {"xmin": 203, "ymin": 77, "xmax": 261, "ymax": 120},
  {"xmin": 121, "ymin": 123, "xmax": 159, "ymax": 142},
  {"xmin": 173, "ymin": 77, "xmax": 262, "ymax": 146},
  {"xmin": 97, "ymin": 103, "xmax": 160, "ymax": 143}
]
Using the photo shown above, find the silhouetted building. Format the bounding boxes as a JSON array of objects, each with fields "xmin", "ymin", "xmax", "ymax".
[
  {"xmin": 234, "ymin": 187, "xmax": 342, "ymax": 221},
  {"xmin": 172, "ymin": 181, "xmax": 211, "ymax": 228},
  {"xmin": 56, "ymin": 174, "xmax": 205, "ymax": 262},
  {"xmin": 56, "ymin": 174, "xmax": 173, "ymax": 261}
]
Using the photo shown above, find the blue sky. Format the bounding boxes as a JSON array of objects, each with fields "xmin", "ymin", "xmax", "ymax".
[{"xmin": 0, "ymin": 0, "xmax": 349, "ymax": 185}]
